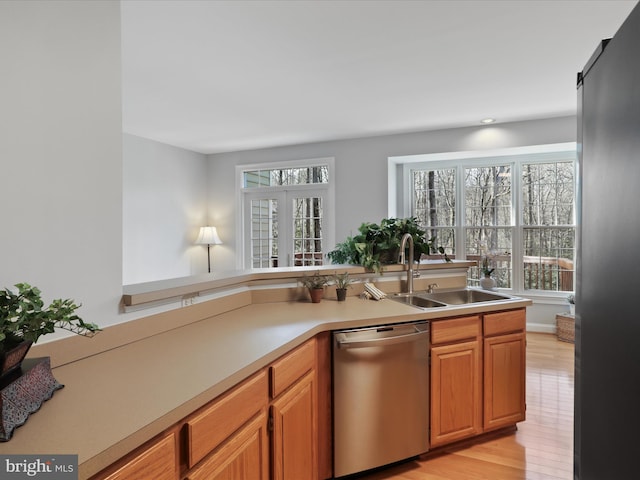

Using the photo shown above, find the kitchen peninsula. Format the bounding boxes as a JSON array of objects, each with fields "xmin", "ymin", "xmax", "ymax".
[{"xmin": 5, "ymin": 262, "xmax": 531, "ymax": 479}]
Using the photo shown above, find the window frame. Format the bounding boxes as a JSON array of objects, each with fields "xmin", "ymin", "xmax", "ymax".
[
  {"xmin": 394, "ymin": 144, "xmax": 576, "ymax": 297},
  {"xmin": 236, "ymin": 157, "xmax": 335, "ymax": 270}
]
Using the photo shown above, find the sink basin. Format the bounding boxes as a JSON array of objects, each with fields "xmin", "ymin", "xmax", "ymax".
[
  {"xmin": 390, "ymin": 294, "xmax": 447, "ymax": 309},
  {"xmin": 422, "ymin": 289, "xmax": 511, "ymax": 305}
]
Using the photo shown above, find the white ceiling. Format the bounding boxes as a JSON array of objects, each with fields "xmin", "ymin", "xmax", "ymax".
[{"xmin": 120, "ymin": 0, "xmax": 637, "ymax": 154}]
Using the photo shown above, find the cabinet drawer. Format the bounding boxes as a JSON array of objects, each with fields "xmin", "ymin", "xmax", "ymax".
[
  {"xmin": 431, "ymin": 316, "xmax": 481, "ymax": 345},
  {"xmin": 187, "ymin": 370, "xmax": 268, "ymax": 468},
  {"xmin": 186, "ymin": 412, "xmax": 269, "ymax": 480},
  {"xmin": 270, "ymin": 338, "xmax": 316, "ymax": 398},
  {"xmin": 484, "ymin": 309, "xmax": 526, "ymax": 337},
  {"xmin": 101, "ymin": 432, "xmax": 177, "ymax": 480}
]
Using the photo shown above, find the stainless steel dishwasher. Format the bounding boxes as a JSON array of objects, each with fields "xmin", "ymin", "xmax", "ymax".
[{"xmin": 333, "ymin": 321, "xmax": 429, "ymax": 478}]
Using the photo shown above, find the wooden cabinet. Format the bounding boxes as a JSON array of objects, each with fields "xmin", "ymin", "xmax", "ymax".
[
  {"xmin": 99, "ymin": 431, "xmax": 178, "ymax": 480},
  {"xmin": 91, "ymin": 307, "xmax": 526, "ymax": 479},
  {"xmin": 269, "ymin": 339, "xmax": 318, "ymax": 480},
  {"xmin": 429, "ymin": 309, "xmax": 527, "ymax": 447},
  {"xmin": 186, "ymin": 412, "xmax": 268, "ymax": 480},
  {"xmin": 183, "ymin": 338, "xmax": 319, "ymax": 480},
  {"xmin": 186, "ymin": 370, "xmax": 268, "ymax": 468},
  {"xmin": 483, "ymin": 309, "xmax": 526, "ymax": 431},
  {"xmin": 93, "ymin": 337, "xmax": 321, "ymax": 480},
  {"xmin": 271, "ymin": 371, "xmax": 317, "ymax": 480},
  {"xmin": 430, "ymin": 315, "xmax": 482, "ymax": 447}
]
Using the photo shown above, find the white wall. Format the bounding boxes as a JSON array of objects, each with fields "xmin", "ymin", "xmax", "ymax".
[
  {"xmin": 123, "ymin": 134, "xmax": 208, "ymax": 284},
  {"xmin": 209, "ymin": 116, "xmax": 576, "ymax": 271},
  {"xmin": 0, "ymin": 1, "xmax": 123, "ymax": 336},
  {"xmin": 0, "ymin": 1, "xmax": 573, "ymax": 339}
]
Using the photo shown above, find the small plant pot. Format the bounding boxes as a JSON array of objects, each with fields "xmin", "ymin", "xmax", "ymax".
[
  {"xmin": 0, "ymin": 340, "xmax": 33, "ymax": 380},
  {"xmin": 336, "ymin": 288, "xmax": 348, "ymax": 302},
  {"xmin": 308, "ymin": 288, "xmax": 324, "ymax": 303},
  {"xmin": 480, "ymin": 275, "xmax": 497, "ymax": 291}
]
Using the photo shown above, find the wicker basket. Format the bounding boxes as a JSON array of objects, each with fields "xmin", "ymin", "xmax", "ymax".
[{"xmin": 556, "ymin": 313, "xmax": 575, "ymax": 343}]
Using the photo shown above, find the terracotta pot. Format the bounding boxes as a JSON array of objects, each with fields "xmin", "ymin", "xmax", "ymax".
[
  {"xmin": 336, "ymin": 288, "xmax": 347, "ymax": 302},
  {"xmin": 308, "ymin": 288, "xmax": 324, "ymax": 303}
]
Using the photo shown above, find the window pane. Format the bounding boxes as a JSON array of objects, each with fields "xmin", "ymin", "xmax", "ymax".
[
  {"xmin": 464, "ymin": 165, "xmax": 512, "ymax": 287},
  {"xmin": 465, "ymin": 166, "xmax": 512, "ymax": 226},
  {"xmin": 244, "ymin": 165, "xmax": 328, "ymax": 189},
  {"xmin": 413, "ymin": 168, "xmax": 456, "ymax": 256},
  {"xmin": 244, "ymin": 170, "xmax": 271, "ymax": 188},
  {"xmin": 522, "ymin": 162, "xmax": 574, "ymax": 225},
  {"xmin": 523, "ymin": 227, "xmax": 574, "ymax": 291},
  {"xmin": 293, "ymin": 197, "xmax": 323, "ymax": 266},
  {"xmin": 425, "ymin": 227, "xmax": 455, "ymax": 259},
  {"xmin": 413, "ymin": 168, "xmax": 456, "ymax": 228},
  {"xmin": 250, "ymin": 199, "xmax": 278, "ymax": 268},
  {"xmin": 521, "ymin": 161, "xmax": 575, "ymax": 291},
  {"xmin": 466, "ymin": 227, "xmax": 512, "ymax": 288}
]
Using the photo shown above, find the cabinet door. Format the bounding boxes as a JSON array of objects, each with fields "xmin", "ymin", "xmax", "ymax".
[
  {"xmin": 100, "ymin": 432, "xmax": 177, "ymax": 480},
  {"xmin": 484, "ymin": 332, "xmax": 526, "ymax": 431},
  {"xmin": 430, "ymin": 340, "xmax": 482, "ymax": 447},
  {"xmin": 271, "ymin": 371, "xmax": 317, "ymax": 480},
  {"xmin": 186, "ymin": 412, "xmax": 269, "ymax": 480}
]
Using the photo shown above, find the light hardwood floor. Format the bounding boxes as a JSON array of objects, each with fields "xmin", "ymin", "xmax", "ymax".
[{"xmin": 360, "ymin": 333, "xmax": 575, "ymax": 480}]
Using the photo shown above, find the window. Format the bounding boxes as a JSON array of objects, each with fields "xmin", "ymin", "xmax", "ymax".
[
  {"xmin": 403, "ymin": 148, "xmax": 575, "ymax": 293},
  {"xmin": 412, "ymin": 168, "xmax": 456, "ymax": 255},
  {"xmin": 238, "ymin": 159, "xmax": 334, "ymax": 269},
  {"xmin": 521, "ymin": 161, "xmax": 575, "ymax": 291},
  {"xmin": 464, "ymin": 165, "xmax": 513, "ymax": 288}
]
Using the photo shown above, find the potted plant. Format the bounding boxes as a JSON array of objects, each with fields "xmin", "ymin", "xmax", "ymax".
[
  {"xmin": 328, "ymin": 217, "xmax": 450, "ymax": 273},
  {"xmin": 479, "ymin": 255, "xmax": 497, "ymax": 290},
  {"xmin": 0, "ymin": 283, "xmax": 101, "ymax": 378},
  {"xmin": 333, "ymin": 272, "xmax": 354, "ymax": 302},
  {"xmin": 300, "ymin": 272, "xmax": 329, "ymax": 303},
  {"xmin": 567, "ymin": 294, "xmax": 575, "ymax": 315}
]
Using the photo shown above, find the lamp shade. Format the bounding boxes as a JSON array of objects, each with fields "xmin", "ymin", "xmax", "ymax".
[{"xmin": 196, "ymin": 226, "xmax": 222, "ymax": 245}]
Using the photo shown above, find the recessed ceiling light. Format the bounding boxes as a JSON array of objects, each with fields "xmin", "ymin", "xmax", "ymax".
[{"xmin": 480, "ymin": 118, "xmax": 496, "ymax": 124}]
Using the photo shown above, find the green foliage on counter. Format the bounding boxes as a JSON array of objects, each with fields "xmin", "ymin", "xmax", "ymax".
[
  {"xmin": 328, "ymin": 217, "xmax": 450, "ymax": 273},
  {"xmin": 0, "ymin": 283, "xmax": 100, "ymax": 352},
  {"xmin": 300, "ymin": 271, "xmax": 330, "ymax": 289},
  {"xmin": 333, "ymin": 272, "xmax": 354, "ymax": 289}
]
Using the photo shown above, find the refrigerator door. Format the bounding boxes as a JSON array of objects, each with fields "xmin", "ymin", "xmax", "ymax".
[{"xmin": 576, "ymin": 3, "xmax": 640, "ymax": 479}]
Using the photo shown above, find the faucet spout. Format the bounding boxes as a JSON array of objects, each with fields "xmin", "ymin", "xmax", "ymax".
[{"xmin": 399, "ymin": 233, "xmax": 415, "ymax": 294}]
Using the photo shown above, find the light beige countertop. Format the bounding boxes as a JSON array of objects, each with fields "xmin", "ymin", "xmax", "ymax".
[{"xmin": 1, "ymin": 293, "xmax": 531, "ymax": 479}]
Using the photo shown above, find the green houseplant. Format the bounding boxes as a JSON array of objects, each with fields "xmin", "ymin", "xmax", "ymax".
[
  {"xmin": 332, "ymin": 272, "xmax": 354, "ymax": 302},
  {"xmin": 328, "ymin": 217, "xmax": 450, "ymax": 273},
  {"xmin": 0, "ymin": 283, "xmax": 101, "ymax": 377},
  {"xmin": 300, "ymin": 272, "xmax": 329, "ymax": 303}
]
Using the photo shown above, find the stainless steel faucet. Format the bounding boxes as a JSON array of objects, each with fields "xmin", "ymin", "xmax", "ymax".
[
  {"xmin": 428, "ymin": 283, "xmax": 439, "ymax": 294},
  {"xmin": 399, "ymin": 233, "xmax": 415, "ymax": 294}
]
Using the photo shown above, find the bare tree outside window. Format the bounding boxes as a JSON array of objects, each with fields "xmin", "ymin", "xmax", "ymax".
[
  {"xmin": 413, "ymin": 168, "xmax": 456, "ymax": 257},
  {"xmin": 465, "ymin": 165, "xmax": 513, "ymax": 287},
  {"xmin": 522, "ymin": 162, "xmax": 575, "ymax": 291},
  {"xmin": 410, "ymin": 157, "xmax": 575, "ymax": 292}
]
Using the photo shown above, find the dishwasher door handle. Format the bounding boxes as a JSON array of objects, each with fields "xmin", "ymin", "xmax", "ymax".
[{"xmin": 335, "ymin": 328, "xmax": 429, "ymax": 349}]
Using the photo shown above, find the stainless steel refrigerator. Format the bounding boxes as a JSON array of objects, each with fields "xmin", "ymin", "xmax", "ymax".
[{"xmin": 576, "ymin": 3, "xmax": 640, "ymax": 479}]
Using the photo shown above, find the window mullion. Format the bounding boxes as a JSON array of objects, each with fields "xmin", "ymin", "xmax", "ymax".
[
  {"xmin": 512, "ymin": 160, "xmax": 524, "ymax": 292},
  {"xmin": 456, "ymin": 164, "xmax": 466, "ymax": 259}
]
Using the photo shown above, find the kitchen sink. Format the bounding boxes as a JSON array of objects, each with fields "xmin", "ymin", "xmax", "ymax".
[
  {"xmin": 390, "ymin": 294, "xmax": 447, "ymax": 309},
  {"xmin": 422, "ymin": 289, "xmax": 511, "ymax": 305},
  {"xmin": 390, "ymin": 288, "xmax": 513, "ymax": 310}
]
